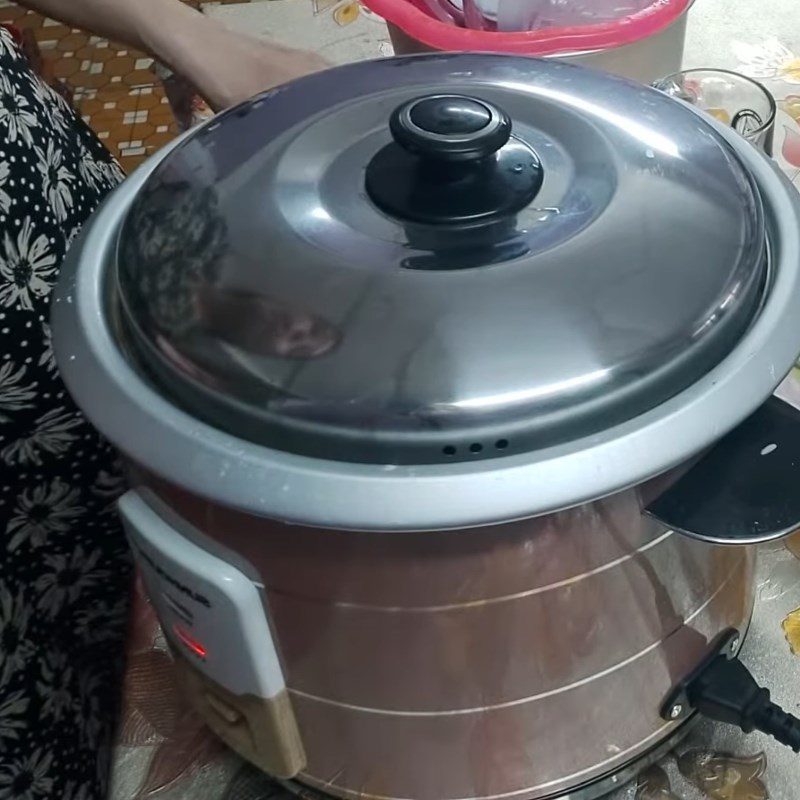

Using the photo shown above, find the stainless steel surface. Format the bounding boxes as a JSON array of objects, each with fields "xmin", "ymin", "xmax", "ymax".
[
  {"xmin": 115, "ymin": 55, "xmax": 767, "ymax": 466},
  {"xmin": 52, "ymin": 115, "xmax": 800, "ymax": 530},
  {"xmin": 280, "ymin": 719, "xmax": 699, "ymax": 800},
  {"xmin": 197, "ymin": 539, "xmax": 796, "ymax": 800},
  {"xmin": 107, "ymin": 538, "xmax": 800, "ymax": 800},
  {"xmin": 144, "ymin": 473, "xmax": 756, "ymax": 800},
  {"xmin": 607, "ymin": 539, "xmax": 800, "ymax": 800}
]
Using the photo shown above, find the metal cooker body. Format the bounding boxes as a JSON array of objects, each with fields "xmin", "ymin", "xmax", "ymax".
[
  {"xmin": 51, "ymin": 56, "xmax": 800, "ymax": 800},
  {"xmin": 119, "ymin": 469, "xmax": 756, "ymax": 800},
  {"xmin": 51, "ymin": 151, "xmax": 780, "ymax": 800}
]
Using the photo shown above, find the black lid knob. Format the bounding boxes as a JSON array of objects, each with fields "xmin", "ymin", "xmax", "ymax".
[
  {"xmin": 390, "ymin": 95, "xmax": 512, "ymax": 162},
  {"xmin": 366, "ymin": 93, "xmax": 542, "ymax": 225}
]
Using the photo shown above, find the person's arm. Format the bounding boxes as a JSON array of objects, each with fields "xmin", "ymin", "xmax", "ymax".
[{"xmin": 16, "ymin": 0, "xmax": 329, "ymax": 109}]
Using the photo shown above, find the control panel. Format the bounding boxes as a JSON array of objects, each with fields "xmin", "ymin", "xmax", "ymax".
[{"xmin": 119, "ymin": 490, "xmax": 286, "ymax": 701}]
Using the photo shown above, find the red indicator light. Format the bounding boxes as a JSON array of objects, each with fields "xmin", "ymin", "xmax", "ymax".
[{"xmin": 173, "ymin": 623, "xmax": 208, "ymax": 658}]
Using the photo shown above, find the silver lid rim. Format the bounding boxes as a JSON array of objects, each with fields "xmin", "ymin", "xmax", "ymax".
[{"xmin": 52, "ymin": 114, "xmax": 800, "ymax": 532}]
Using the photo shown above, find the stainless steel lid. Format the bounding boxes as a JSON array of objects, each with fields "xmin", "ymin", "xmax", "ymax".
[{"xmin": 115, "ymin": 55, "xmax": 766, "ymax": 465}]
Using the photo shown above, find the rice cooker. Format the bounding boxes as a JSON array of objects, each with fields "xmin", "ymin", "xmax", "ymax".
[{"xmin": 52, "ymin": 54, "xmax": 800, "ymax": 800}]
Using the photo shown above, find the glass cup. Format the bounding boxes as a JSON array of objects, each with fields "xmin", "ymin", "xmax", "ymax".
[{"xmin": 653, "ymin": 69, "xmax": 777, "ymax": 156}]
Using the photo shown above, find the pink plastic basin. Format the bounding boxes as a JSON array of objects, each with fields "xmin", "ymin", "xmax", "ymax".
[{"xmin": 365, "ymin": 0, "xmax": 694, "ymax": 84}]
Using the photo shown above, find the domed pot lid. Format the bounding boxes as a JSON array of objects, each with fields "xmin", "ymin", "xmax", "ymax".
[{"xmin": 115, "ymin": 54, "xmax": 766, "ymax": 466}]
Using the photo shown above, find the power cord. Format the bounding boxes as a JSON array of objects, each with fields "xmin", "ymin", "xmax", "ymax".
[
  {"xmin": 687, "ymin": 654, "xmax": 800, "ymax": 752},
  {"xmin": 661, "ymin": 629, "xmax": 800, "ymax": 752}
]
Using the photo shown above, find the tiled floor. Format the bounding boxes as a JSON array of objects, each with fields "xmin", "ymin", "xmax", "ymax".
[{"xmin": 0, "ymin": 0, "xmax": 252, "ymax": 173}]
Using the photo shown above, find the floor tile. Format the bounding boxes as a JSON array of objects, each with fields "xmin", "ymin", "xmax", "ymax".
[
  {"xmin": 128, "ymin": 83, "xmax": 181, "ymax": 169},
  {"xmin": 75, "ymin": 85, "xmax": 144, "ymax": 163}
]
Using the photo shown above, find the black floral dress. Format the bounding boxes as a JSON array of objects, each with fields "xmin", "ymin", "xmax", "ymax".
[{"xmin": 0, "ymin": 25, "xmax": 132, "ymax": 800}]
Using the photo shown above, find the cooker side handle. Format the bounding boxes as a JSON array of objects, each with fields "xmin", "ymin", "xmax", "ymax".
[{"xmin": 644, "ymin": 395, "xmax": 800, "ymax": 544}]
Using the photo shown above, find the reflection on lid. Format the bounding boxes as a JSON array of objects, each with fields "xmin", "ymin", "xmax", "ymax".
[
  {"xmin": 196, "ymin": 287, "xmax": 340, "ymax": 360},
  {"xmin": 120, "ymin": 180, "xmax": 339, "ymax": 361},
  {"xmin": 112, "ymin": 55, "xmax": 769, "ymax": 465},
  {"xmin": 445, "ymin": 368, "xmax": 611, "ymax": 412},
  {"xmin": 120, "ymin": 180, "xmax": 228, "ymax": 337},
  {"xmin": 504, "ymin": 82, "xmax": 681, "ymax": 158}
]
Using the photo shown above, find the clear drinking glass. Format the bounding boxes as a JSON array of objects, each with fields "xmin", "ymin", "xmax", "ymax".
[{"xmin": 653, "ymin": 69, "xmax": 777, "ymax": 156}]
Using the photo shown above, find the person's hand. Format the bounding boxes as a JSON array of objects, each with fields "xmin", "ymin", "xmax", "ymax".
[
  {"xmin": 197, "ymin": 35, "xmax": 331, "ymax": 111},
  {"xmin": 153, "ymin": 11, "xmax": 331, "ymax": 111},
  {"xmin": 18, "ymin": 0, "xmax": 331, "ymax": 110}
]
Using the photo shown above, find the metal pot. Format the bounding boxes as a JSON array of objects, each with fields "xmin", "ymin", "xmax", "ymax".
[{"xmin": 53, "ymin": 55, "xmax": 800, "ymax": 799}]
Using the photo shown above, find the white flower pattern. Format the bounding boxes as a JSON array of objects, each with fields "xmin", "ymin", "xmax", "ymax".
[
  {"xmin": 0, "ymin": 583, "xmax": 35, "ymax": 684},
  {"xmin": 25, "ymin": 68, "xmax": 71, "ymax": 134},
  {"xmin": 0, "ymin": 689, "xmax": 28, "ymax": 744},
  {"xmin": 35, "ymin": 140, "xmax": 75, "ymax": 222},
  {"xmin": 38, "ymin": 321, "xmax": 55, "ymax": 372},
  {"xmin": 77, "ymin": 140, "xmax": 106, "ymax": 191},
  {"xmin": 34, "ymin": 546, "xmax": 111, "ymax": 618},
  {"xmin": 65, "ymin": 224, "xmax": 82, "ymax": 252},
  {"xmin": 76, "ymin": 671, "xmax": 104, "ymax": 750},
  {"xmin": 0, "ymin": 749, "xmax": 53, "ymax": 800},
  {"xmin": 2, "ymin": 406, "xmax": 83, "ymax": 465},
  {"xmin": 0, "ymin": 361, "xmax": 36, "ymax": 422},
  {"xmin": 0, "ymin": 217, "xmax": 58, "ymax": 311},
  {"xmin": 0, "ymin": 161, "xmax": 11, "ymax": 214},
  {"xmin": 37, "ymin": 651, "xmax": 75, "ymax": 723},
  {"xmin": 62, "ymin": 782, "xmax": 92, "ymax": 800},
  {"xmin": 101, "ymin": 158, "xmax": 125, "ymax": 185},
  {"xmin": 6, "ymin": 477, "xmax": 85, "ymax": 551},
  {"xmin": 0, "ymin": 26, "xmax": 17, "ymax": 60},
  {"xmin": 0, "ymin": 33, "xmax": 130, "ymax": 800},
  {"xmin": 0, "ymin": 71, "xmax": 37, "ymax": 145}
]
